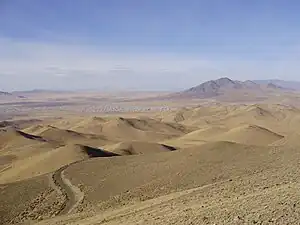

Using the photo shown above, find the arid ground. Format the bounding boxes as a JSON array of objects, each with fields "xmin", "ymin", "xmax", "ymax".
[{"xmin": 2, "ymin": 80, "xmax": 300, "ymax": 224}]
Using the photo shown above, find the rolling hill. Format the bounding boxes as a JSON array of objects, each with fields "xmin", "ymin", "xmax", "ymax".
[
  {"xmin": 104, "ymin": 141, "xmax": 177, "ymax": 155},
  {"xmin": 2, "ymin": 101, "xmax": 300, "ymax": 225}
]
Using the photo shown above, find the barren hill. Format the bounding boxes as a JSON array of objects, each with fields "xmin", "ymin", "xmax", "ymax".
[
  {"xmin": 173, "ymin": 77, "xmax": 257, "ymax": 98},
  {"xmin": 71, "ymin": 116, "xmax": 189, "ymax": 142},
  {"xmin": 36, "ymin": 141, "xmax": 300, "ymax": 225},
  {"xmin": 104, "ymin": 141, "xmax": 177, "ymax": 155},
  {"xmin": 211, "ymin": 124, "xmax": 284, "ymax": 145},
  {"xmin": 169, "ymin": 77, "xmax": 289, "ymax": 99},
  {"xmin": 2, "ymin": 101, "xmax": 300, "ymax": 225},
  {"xmin": 180, "ymin": 77, "xmax": 243, "ymax": 98},
  {"xmin": 0, "ymin": 128, "xmax": 49, "ymax": 150}
]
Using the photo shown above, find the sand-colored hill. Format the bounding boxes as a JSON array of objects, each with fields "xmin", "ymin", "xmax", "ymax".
[
  {"xmin": 161, "ymin": 104, "xmax": 231, "ymax": 124},
  {"xmin": 38, "ymin": 126, "xmax": 96, "ymax": 143},
  {"xmin": 0, "ymin": 129, "xmax": 46, "ymax": 148},
  {"xmin": 216, "ymin": 104, "xmax": 300, "ymax": 134},
  {"xmin": 269, "ymin": 132, "xmax": 300, "ymax": 147},
  {"xmin": 161, "ymin": 104, "xmax": 300, "ymax": 137},
  {"xmin": 3, "ymin": 100, "xmax": 300, "ymax": 224},
  {"xmin": 163, "ymin": 126, "xmax": 227, "ymax": 148},
  {"xmin": 0, "ymin": 128, "xmax": 60, "ymax": 180},
  {"xmin": 72, "ymin": 117, "xmax": 188, "ymax": 142},
  {"xmin": 0, "ymin": 119, "xmax": 43, "ymax": 130},
  {"xmin": 210, "ymin": 124, "xmax": 284, "ymax": 146},
  {"xmin": 225, "ymin": 105, "xmax": 280, "ymax": 122},
  {"xmin": 0, "ymin": 174, "xmax": 64, "ymax": 225},
  {"xmin": 33, "ymin": 141, "xmax": 300, "ymax": 225},
  {"xmin": 69, "ymin": 116, "xmax": 108, "ymax": 133},
  {"xmin": 22, "ymin": 124, "xmax": 48, "ymax": 134},
  {"xmin": 0, "ymin": 144, "xmax": 118, "ymax": 184},
  {"xmin": 0, "ymin": 129, "xmax": 57, "ymax": 163},
  {"xmin": 180, "ymin": 126, "xmax": 228, "ymax": 139},
  {"xmin": 23, "ymin": 125, "xmax": 113, "ymax": 148},
  {"xmin": 104, "ymin": 141, "xmax": 176, "ymax": 155},
  {"xmin": 60, "ymin": 141, "xmax": 268, "ymax": 211}
]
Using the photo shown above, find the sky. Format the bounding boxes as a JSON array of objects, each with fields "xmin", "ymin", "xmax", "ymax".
[{"xmin": 1, "ymin": 0, "xmax": 300, "ymax": 91}]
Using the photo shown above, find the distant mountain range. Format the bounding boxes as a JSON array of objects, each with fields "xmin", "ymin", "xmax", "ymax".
[
  {"xmin": 0, "ymin": 91, "xmax": 25, "ymax": 99},
  {"xmin": 253, "ymin": 79, "xmax": 300, "ymax": 90},
  {"xmin": 0, "ymin": 91, "xmax": 12, "ymax": 96},
  {"xmin": 12, "ymin": 89, "xmax": 74, "ymax": 95},
  {"xmin": 171, "ymin": 77, "xmax": 295, "ymax": 99},
  {"xmin": 2, "ymin": 78, "xmax": 300, "ymax": 101}
]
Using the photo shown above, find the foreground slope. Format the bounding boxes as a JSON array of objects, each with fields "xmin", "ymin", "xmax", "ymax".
[
  {"xmin": 0, "ymin": 174, "xmax": 65, "ymax": 225},
  {"xmin": 61, "ymin": 142, "xmax": 273, "ymax": 211},
  {"xmin": 0, "ymin": 143, "xmax": 120, "ymax": 184},
  {"xmin": 36, "ymin": 141, "xmax": 300, "ymax": 225}
]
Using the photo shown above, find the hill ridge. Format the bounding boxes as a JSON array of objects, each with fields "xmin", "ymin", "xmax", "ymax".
[{"xmin": 171, "ymin": 77, "xmax": 288, "ymax": 99}]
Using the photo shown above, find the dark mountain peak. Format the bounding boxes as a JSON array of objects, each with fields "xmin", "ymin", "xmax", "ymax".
[
  {"xmin": 180, "ymin": 77, "xmax": 243, "ymax": 98},
  {"xmin": 214, "ymin": 77, "xmax": 235, "ymax": 86},
  {"xmin": 187, "ymin": 80, "xmax": 219, "ymax": 93},
  {"xmin": 167, "ymin": 77, "xmax": 296, "ymax": 100},
  {"xmin": 186, "ymin": 77, "xmax": 240, "ymax": 93},
  {"xmin": 173, "ymin": 77, "xmax": 265, "ymax": 99}
]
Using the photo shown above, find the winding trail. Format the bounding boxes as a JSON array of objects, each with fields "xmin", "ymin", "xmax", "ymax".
[
  {"xmin": 52, "ymin": 161, "xmax": 84, "ymax": 215},
  {"xmin": 38, "ymin": 177, "xmax": 238, "ymax": 225}
]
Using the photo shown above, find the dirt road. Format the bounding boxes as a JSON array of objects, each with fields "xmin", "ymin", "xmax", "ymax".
[{"xmin": 52, "ymin": 163, "xmax": 84, "ymax": 215}]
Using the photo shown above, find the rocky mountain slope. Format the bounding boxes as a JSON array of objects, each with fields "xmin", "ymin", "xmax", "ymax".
[{"xmin": 172, "ymin": 77, "xmax": 288, "ymax": 99}]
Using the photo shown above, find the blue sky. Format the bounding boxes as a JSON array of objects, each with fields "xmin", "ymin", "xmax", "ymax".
[{"xmin": 1, "ymin": 0, "xmax": 300, "ymax": 91}]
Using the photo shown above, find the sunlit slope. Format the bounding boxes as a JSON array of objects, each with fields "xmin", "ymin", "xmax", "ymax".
[
  {"xmin": 104, "ymin": 141, "xmax": 176, "ymax": 155},
  {"xmin": 62, "ymin": 142, "xmax": 272, "ymax": 211}
]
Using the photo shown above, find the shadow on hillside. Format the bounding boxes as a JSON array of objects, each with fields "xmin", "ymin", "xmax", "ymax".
[
  {"xmin": 79, "ymin": 145, "xmax": 120, "ymax": 158},
  {"xmin": 161, "ymin": 144, "xmax": 177, "ymax": 151},
  {"xmin": 16, "ymin": 130, "xmax": 47, "ymax": 142}
]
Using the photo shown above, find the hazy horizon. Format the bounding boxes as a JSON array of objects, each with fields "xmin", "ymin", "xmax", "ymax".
[
  {"xmin": 1, "ymin": 1, "xmax": 300, "ymax": 91},
  {"xmin": 2, "ymin": 77, "xmax": 300, "ymax": 93}
]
